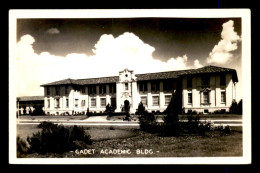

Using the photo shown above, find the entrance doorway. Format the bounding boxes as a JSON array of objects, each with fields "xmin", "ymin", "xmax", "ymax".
[{"xmin": 124, "ymin": 100, "xmax": 130, "ymax": 112}]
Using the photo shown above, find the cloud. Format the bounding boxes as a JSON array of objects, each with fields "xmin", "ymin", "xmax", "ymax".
[
  {"xmin": 194, "ymin": 59, "xmax": 203, "ymax": 68},
  {"xmin": 206, "ymin": 20, "xmax": 241, "ymax": 64},
  {"xmin": 16, "ymin": 32, "xmax": 199, "ymax": 96},
  {"xmin": 46, "ymin": 28, "xmax": 60, "ymax": 34}
]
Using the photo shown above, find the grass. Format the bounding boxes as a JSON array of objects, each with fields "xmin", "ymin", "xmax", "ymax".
[{"xmin": 18, "ymin": 124, "xmax": 242, "ymax": 158}]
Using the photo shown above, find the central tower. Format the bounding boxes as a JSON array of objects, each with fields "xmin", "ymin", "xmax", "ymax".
[{"xmin": 115, "ymin": 68, "xmax": 138, "ymax": 113}]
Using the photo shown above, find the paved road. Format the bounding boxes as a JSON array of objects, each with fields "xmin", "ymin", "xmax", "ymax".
[{"xmin": 17, "ymin": 116, "xmax": 242, "ymax": 127}]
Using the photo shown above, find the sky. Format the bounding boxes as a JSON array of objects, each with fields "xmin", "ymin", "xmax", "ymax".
[{"xmin": 16, "ymin": 18, "xmax": 242, "ymax": 101}]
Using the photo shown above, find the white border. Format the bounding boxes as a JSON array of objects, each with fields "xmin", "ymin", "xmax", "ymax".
[{"xmin": 9, "ymin": 9, "xmax": 251, "ymax": 165}]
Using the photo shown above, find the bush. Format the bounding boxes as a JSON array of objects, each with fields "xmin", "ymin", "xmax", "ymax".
[
  {"xmin": 17, "ymin": 136, "xmax": 28, "ymax": 158},
  {"xmin": 136, "ymin": 101, "xmax": 146, "ymax": 115},
  {"xmin": 27, "ymin": 122, "xmax": 92, "ymax": 154}
]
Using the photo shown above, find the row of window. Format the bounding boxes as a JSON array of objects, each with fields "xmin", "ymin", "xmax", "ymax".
[
  {"xmin": 187, "ymin": 91, "xmax": 226, "ymax": 104},
  {"xmin": 47, "ymin": 84, "xmax": 117, "ymax": 96},
  {"xmin": 139, "ymin": 80, "xmax": 175, "ymax": 92},
  {"xmin": 140, "ymin": 95, "xmax": 172, "ymax": 106},
  {"xmin": 187, "ymin": 75, "xmax": 226, "ymax": 88}
]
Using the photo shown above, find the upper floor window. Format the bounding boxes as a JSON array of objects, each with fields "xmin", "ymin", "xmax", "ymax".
[
  {"xmin": 163, "ymin": 79, "xmax": 174, "ymax": 92},
  {"xmin": 47, "ymin": 87, "xmax": 50, "ymax": 95},
  {"xmin": 201, "ymin": 76, "xmax": 210, "ymax": 87},
  {"xmin": 88, "ymin": 85, "xmax": 96, "ymax": 95},
  {"xmin": 55, "ymin": 86, "xmax": 60, "ymax": 95},
  {"xmin": 139, "ymin": 82, "xmax": 148, "ymax": 92},
  {"xmin": 220, "ymin": 74, "xmax": 226, "ymax": 86},
  {"xmin": 125, "ymin": 83, "xmax": 129, "ymax": 91},
  {"xmin": 65, "ymin": 86, "xmax": 69, "ymax": 95},
  {"xmin": 109, "ymin": 83, "xmax": 116, "ymax": 93},
  {"xmin": 82, "ymin": 87, "xmax": 85, "ymax": 94},
  {"xmin": 99, "ymin": 84, "xmax": 106, "ymax": 94},
  {"xmin": 187, "ymin": 77, "xmax": 192, "ymax": 88},
  {"xmin": 151, "ymin": 81, "xmax": 160, "ymax": 92}
]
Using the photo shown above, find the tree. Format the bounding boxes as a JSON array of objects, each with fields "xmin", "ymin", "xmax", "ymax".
[{"xmin": 163, "ymin": 91, "xmax": 182, "ymax": 136}]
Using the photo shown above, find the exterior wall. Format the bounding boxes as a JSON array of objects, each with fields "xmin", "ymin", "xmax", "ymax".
[{"xmin": 42, "ymin": 69, "xmax": 236, "ymax": 115}]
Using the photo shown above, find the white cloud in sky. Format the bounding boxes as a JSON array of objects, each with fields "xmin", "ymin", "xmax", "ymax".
[
  {"xmin": 206, "ymin": 20, "xmax": 241, "ymax": 64},
  {"xmin": 16, "ymin": 32, "xmax": 201, "ymax": 96},
  {"xmin": 46, "ymin": 28, "xmax": 60, "ymax": 34}
]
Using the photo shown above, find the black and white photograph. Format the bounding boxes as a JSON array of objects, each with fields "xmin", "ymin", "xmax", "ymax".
[{"xmin": 9, "ymin": 9, "xmax": 251, "ymax": 164}]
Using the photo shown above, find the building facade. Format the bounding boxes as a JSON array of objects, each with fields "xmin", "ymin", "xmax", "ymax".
[
  {"xmin": 40, "ymin": 66, "xmax": 238, "ymax": 115},
  {"xmin": 17, "ymin": 96, "xmax": 45, "ymax": 115}
]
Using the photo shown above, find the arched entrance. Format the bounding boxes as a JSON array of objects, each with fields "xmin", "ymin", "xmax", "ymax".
[{"xmin": 124, "ymin": 100, "xmax": 130, "ymax": 112}]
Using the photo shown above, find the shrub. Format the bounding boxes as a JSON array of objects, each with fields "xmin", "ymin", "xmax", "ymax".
[
  {"xmin": 136, "ymin": 101, "xmax": 146, "ymax": 115},
  {"xmin": 229, "ymin": 99, "xmax": 238, "ymax": 114},
  {"xmin": 17, "ymin": 136, "xmax": 28, "ymax": 158},
  {"xmin": 27, "ymin": 122, "xmax": 92, "ymax": 154}
]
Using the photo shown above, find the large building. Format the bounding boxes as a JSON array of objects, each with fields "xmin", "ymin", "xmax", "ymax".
[{"xmin": 40, "ymin": 66, "xmax": 238, "ymax": 115}]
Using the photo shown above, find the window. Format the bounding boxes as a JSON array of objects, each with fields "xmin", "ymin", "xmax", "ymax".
[
  {"xmin": 55, "ymin": 98, "xmax": 60, "ymax": 108},
  {"xmin": 75, "ymin": 99, "xmax": 79, "ymax": 108},
  {"xmin": 165, "ymin": 95, "xmax": 171, "ymax": 105},
  {"xmin": 125, "ymin": 83, "xmax": 129, "ymax": 90},
  {"xmin": 110, "ymin": 98, "xmax": 116, "ymax": 109},
  {"xmin": 109, "ymin": 83, "xmax": 116, "ymax": 93},
  {"xmin": 151, "ymin": 81, "xmax": 160, "ymax": 92},
  {"xmin": 187, "ymin": 77, "xmax": 192, "ymax": 88},
  {"xmin": 47, "ymin": 87, "xmax": 50, "ymax": 95},
  {"xmin": 163, "ymin": 79, "xmax": 174, "ymax": 92},
  {"xmin": 55, "ymin": 86, "xmax": 60, "ymax": 95},
  {"xmin": 141, "ymin": 96, "xmax": 147, "ymax": 106},
  {"xmin": 82, "ymin": 87, "xmax": 85, "ymax": 93},
  {"xmin": 81, "ymin": 100, "xmax": 85, "ymax": 107},
  {"xmin": 220, "ymin": 74, "xmax": 226, "ymax": 86},
  {"xmin": 201, "ymin": 76, "xmax": 210, "ymax": 87},
  {"xmin": 99, "ymin": 84, "xmax": 106, "ymax": 94},
  {"xmin": 47, "ymin": 99, "xmax": 50, "ymax": 108},
  {"xmin": 88, "ymin": 85, "xmax": 96, "ymax": 95},
  {"xmin": 65, "ymin": 86, "xmax": 69, "ymax": 95},
  {"xmin": 91, "ymin": 98, "xmax": 96, "ymax": 107},
  {"xmin": 139, "ymin": 82, "xmax": 148, "ymax": 92},
  {"xmin": 152, "ymin": 96, "xmax": 159, "ymax": 106},
  {"xmin": 100, "ymin": 98, "xmax": 106, "ymax": 107},
  {"xmin": 188, "ymin": 93, "xmax": 192, "ymax": 104},
  {"xmin": 66, "ymin": 99, "xmax": 69, "ymax": 108},
  {"xmin": 221, "ymin": 91, "xmax": 226, "ymax": 103},
  {"xmin": 203, "ymin": 92, "xmax": 209, "ymax": 104}
]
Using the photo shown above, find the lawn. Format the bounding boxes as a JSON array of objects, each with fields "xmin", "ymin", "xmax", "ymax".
[{"xmin": 18, "ymin": 124, "xmax": 242, "ymax": 158}]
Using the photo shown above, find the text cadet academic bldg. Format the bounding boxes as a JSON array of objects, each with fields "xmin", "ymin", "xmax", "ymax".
[{"xmin": 40, "ymin": 65, "xmax": 238, "ymax": 115}]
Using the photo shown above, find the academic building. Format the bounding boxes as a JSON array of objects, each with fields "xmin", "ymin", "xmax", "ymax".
[{"xmin": 40, "ymin": 66, "xmax": 238, "ymax": 115}]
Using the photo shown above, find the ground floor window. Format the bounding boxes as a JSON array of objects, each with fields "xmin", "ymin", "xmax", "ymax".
[
  {"xmin": 91, "ymin": 98, "xmax": 96, "ymax": 107},
  {"xmin": 165, "ymin": 95, "xmax": 171, "ymax": 105},
  {"xmin": 55, "ymin": 98, "xmax": 60, "ymax": 108},
  {"xmin": 75, "ymin": 99, "xmax": 79, "ymax": 108},
  {"xmin": 81, "ymin": 100, "xmax": 85, "ymax": 107},
  {"xmin": 221, "ymin": 91, "xmax": 226, "ymax": 103},
  {"xmin": 152, "ymin": 96, "xmax": 159, "ymax": 106},
  {"xmin": 203, "ymin": 92, "xmax": 209, "ymax": 104},
  {"xmin": 100, "ymin": 98, "xmax": 106, "ymax": 107},
  {"xmin": 66, "ymin": 98, "xmax": 69, "ymax": 108},
  {"xmin": 141, "ymin": 96, "xmax": 147, "ymax": 106},
  {"xmin": 188, "ymin": 93, "xmax": 192, "ymax": 104},
  {"xmin": 47, "ymin": 99, "xmax": 50, "ymax": 108}
]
